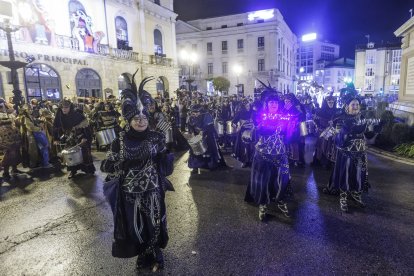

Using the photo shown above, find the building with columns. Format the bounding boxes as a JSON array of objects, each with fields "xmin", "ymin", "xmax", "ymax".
[
  {"xmin": 389, "ymin": 16, "xmax": 414, "ymax": 125},
  {"xmin": 0, "ymin": 0, "xmax": 179, "ymax": 103},
  {"xmin": 176, "ymin": 9, "xmax": 297, "ymax": 97},
  {"xmin": 354, "ymin": 42, "xmax": 401, "ymax": 96}
]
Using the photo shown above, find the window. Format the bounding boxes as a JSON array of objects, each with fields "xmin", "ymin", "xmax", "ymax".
[
  {"xmin": 153, "ymin": 0, "xmax": 160, "ymax": 5},
  {"xmin": 321, "ymin": 45, "xmax": 335, "ymax": 52},
  {"xmin": 258, "ymin": 59, "xmax": 265, "ymax": 72},
  {"xmin": 222, "ymin": 41, "xmax": 228, "ymax": 51},
  {"xmin": 258, "ymin": 37, "xmax": 264, "ymax": 48},
  {"xmin": 207, "ymin": 42, "xmax": 212, "ymax": 54},
  {"xmin": 221, "ymin": 25, "xmax": 227, "ymax": 28},
  {"xmin": 237, "ymin": 39, "xmax": 244, "ymax": 49},
  {"xmin": 237, "ymin": 23, "xmax": 243, "ymax": 26},
  {"xmin": 222, "ymin": 62, "xmax": 228, "ymax": 74},
  {"xmin": 206, "ymin": 27, "xmax": 212, "ymax": 30},
  {"xmin": 257, "ymin": 19, "xmax": 264, "ymax": 23},
  {"xmin": 115, "ymin": 16, "xmax": 129, "ymax": 50},
  {"xmin": 366, "ymin": 68, "xmax": 374, "ymax": 76},
  {"xmin": 153, "ymin": 29, "xmax": 163, "ymax": 55},
  {"xmin": 208, "ymin": 63, "xmax": 213, "ymax": 74}
]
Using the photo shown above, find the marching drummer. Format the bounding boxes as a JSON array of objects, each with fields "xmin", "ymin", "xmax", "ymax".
[
  {"xmin": 187, "ymin": 104, "xmax": 227, "ymax": 174},
  {"xmin": 53, "ymin": 100, "xmax": 96, "ymax": 179},
  {"xmin": 232, "ymin": 99, "xmax": 254, "ymax": 168}
]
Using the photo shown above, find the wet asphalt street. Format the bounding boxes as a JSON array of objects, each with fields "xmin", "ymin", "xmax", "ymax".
[{"xmin": 1, "ymin": 148, "xmax": 414, "ymax": 275}]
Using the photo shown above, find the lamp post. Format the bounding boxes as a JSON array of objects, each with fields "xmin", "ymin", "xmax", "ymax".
[
  {"xmin": 233, "ymin": 64, "xmax": 243, "ymax": 97},
  {"xmin": 179, "ymin": 49, "xmax": 198, "ymax": 98},
  {"xmin": 0, "ymin": 18, "xmax": 27, "ymax": 111}
]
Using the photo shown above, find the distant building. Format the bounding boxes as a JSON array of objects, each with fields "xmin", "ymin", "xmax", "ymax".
[
  {"xmin": 354, "ymin": 42, "xmax": 402, "ymax": 96},
  {"xmin": 297, "ymin": 34, "xmax": 340, "ymax": 84},
  {"xmin": 314, "ymin": 58, "xmax": 355, "ymax": 94},
  {"xmin": 176, "ymin": 9, "xmax": 297, "ymax": 96}
]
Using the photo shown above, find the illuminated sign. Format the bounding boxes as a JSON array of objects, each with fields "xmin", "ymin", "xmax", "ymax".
[
  {"xmin": 248, "ymin": 9, "xmax": 274, "ymax": 21},
  {"xmin": 302, "ymin": 33, "xmax": 317, "ymax": 42}
]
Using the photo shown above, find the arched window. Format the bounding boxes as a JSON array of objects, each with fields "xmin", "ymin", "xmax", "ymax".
[
  {"xmin": 154, "ymin": 29, "xmax": 163, "ymax": 56},
  {"xmin": 24, "ymin": 63, "xmax": 62, "ymax": 102},
  {"xmin": 115, "ymin": 16, "xmax": 129, "ymax": 50},
  {"xmin": 75, "ymin": 68, "xmax": 102, "ymax": 98}
]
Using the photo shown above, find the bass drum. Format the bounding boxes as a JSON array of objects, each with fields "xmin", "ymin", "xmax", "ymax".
[
  {"xmin": 61, "ymin": 146, "xmax": 83, "ymax": 166},
  {"xmin": 188, "ymin": 134, "xmax": 207, "ymax": 156}
]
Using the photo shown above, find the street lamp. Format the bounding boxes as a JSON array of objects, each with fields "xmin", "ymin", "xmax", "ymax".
[
  {"xmin": 179, "ymin": 49, "xmax": 198, "ymax": 96},
  {"xmin": 0, "ymin": 7, "xmax": 27, "ymax": 111},
  {"xmin": 233, "ymin": 64, "xmax": 243, "ymax": 97}
]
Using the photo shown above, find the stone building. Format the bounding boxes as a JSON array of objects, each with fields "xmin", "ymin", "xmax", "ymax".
[
  {"xmin": 176, "ymin": 9, "xmax": 297, "ymax": 97},
  {"xmin": 354, "ymin": 42, "xmax": 401, "ymax": 96},
  {"xmin": 0, "ymin": 0, "xmax": 179, "ymax": 103}
]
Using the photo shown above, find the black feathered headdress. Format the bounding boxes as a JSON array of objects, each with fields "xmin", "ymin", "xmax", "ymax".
[
  {"xmin": 256, "ymin": 79, "xmax": 279, "ymax": 103},
  {"xmin": 121, "ymin": 69, "xmax": 154, "ymax": 121}
]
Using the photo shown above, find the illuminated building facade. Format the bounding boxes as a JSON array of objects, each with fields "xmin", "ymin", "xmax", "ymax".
[
  {"xmin": 0, "ymin": 0, "xmax": 179, "ymax": 102},
  {"xmin": 354, "ymin": 42, "xmax": 401, "ymax": 96},
  {"xmin": 176, "ymin": 9, "xmax": 297, "ymax": 96},
  {"xmin": 296, "ymin": 33, "xmax": 340, "ymax": 83}
]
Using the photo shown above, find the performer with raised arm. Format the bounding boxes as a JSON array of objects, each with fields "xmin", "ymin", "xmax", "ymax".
[{"xmin": 245, "ymin": 92, "xmax": 293, "ymax": 221}]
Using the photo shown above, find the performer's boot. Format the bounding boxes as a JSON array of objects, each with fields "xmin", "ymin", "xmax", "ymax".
[
  {"xmin": 340, "ymin": 190, "xmax": 349, "ymax": 212},
  {"xmin": 351, "ymin": 191, "xmax": 366, "ymax": 208},
  {"xmin": 277, "ymin": 200, "xmax": 290, "ymax": 218},
  {"xmin": 259, "ymin": 205, "xmax": 267, "ymax": 221}
]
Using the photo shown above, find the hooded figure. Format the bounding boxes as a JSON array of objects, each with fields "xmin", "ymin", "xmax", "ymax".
[
  {"xmin": 53, "ymin": 99, "xmax": 95, "ymax": 178},
  {"xmin": 313, "ymin": 95, "xmax": 339, "ymax": 167},
  {"xmin": 324, "ymin": 88, "xmax": 369, "ymax": 212},
  {"xmin": 100, "ymin": 70, "xmax": 172, "ymax": 272},
  {"xmin": 187, "ymin": 103, "xmax": 227, "ymax": 173}
]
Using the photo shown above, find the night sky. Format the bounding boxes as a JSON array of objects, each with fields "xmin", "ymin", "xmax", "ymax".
[{"xmin": 174, "ymin": 0, "xmax": 413, "ymax": 58}]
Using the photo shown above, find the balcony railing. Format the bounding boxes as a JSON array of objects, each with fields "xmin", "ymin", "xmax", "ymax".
[
  {"xmin": 55, "ymin": 35, "xmax": 140, "ymax": 62},
  {"xmin": 0, "ymin": 32, "xmax": 140, "ymax": 62},
  {"xmin": 149, "ymin": 55, "xmax": 173, "ymax": 67}
]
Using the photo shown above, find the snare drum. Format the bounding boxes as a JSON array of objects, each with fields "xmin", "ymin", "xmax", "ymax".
[
  {"xmin": 306, "ymin": 120, "xmax": 316, "ymax": 135},
  {"xmin": 299, "ymin": 121, "xmax": 308, "ymax": 136},
  {"xmin": 188, "ymin": 135, "xmax": 208, "ymax": 155},
  {"xmin": 215, "ymin": 120, "xmax": 225, "ymax": 136},
  {"xmin": 96, "ymin": 128, "xmax": 116, "ymax": 146},
  {"xmin": 165, "ymin": 128, "xmax": 174, "ymax": 144},
  {"xmin": 241, "ymin": 129, "xmax": 254, "ymax": 143},
  {"xmin": 61, "ymin": 146, "xmax": 83, "ymax": 166},
  {"xmin": 226, "ymin": 121, "xmax": 237, "ymax": 135}
]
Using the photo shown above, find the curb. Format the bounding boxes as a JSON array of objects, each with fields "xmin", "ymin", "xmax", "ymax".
[{"xmin": 367, "ymin": 146, "xmax": 414, "ymax": 166}]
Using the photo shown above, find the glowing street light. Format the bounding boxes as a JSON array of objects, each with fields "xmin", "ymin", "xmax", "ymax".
[
  {"xmin": 179, "ymin": 49, "xmax": 199, "ymax": 93},
  {"xmin": 233, "ymin": 64, "xmax": 243, "ymax": 96}
]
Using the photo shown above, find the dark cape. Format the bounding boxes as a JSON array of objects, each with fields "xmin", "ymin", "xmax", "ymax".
[
  {"xmin": 100, "ymin": 129, "xmax": 170, "ymax": 258},
  {"xmin": 326, "ymin": 112, "xmax": 369, "ymax": 194}
]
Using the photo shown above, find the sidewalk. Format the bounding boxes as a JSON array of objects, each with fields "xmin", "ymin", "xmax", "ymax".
[{"xmin": 367, "ymin": 146, "xmax": 414, "ymax": 166}]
